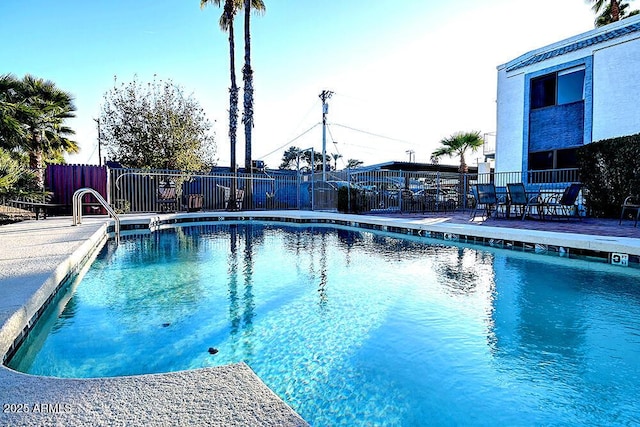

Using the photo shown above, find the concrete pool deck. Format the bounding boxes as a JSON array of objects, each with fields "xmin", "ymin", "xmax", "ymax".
[{"xmin": 1, "ymin": 211, "xmax": 639, "ymax": 426}]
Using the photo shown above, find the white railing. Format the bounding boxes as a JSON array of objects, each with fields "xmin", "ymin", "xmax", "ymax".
[{"xmin": 72, "ymin": 188, "xmax": 120, "ymax": 242}]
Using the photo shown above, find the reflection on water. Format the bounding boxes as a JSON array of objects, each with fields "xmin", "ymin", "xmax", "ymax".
[
  {"xmin": 490, "ymin": 255, "xmax": 640, "ymax": 422},
  {"xmin": 7, "ymin": 223, "xmax": 640, "ymax": 426}
]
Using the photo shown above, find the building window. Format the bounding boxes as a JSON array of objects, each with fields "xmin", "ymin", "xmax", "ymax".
[
  {"xmin": 529, "ymin": 150, "xmax": 554, "ymax": 170},
  {"xmin": 528, "ymin": 148, "xmax": 578, "ymax": 170},
  {"xmin": 556, "ymin": 148, "xmax": 578, "ymax": 169},
  {"xmin": 531, "ymin": 75, "xmax": 556, "ymax": 109},
  {"xmin": 530, "ymin": 66, "xmax": 585, "ymax": 109}
]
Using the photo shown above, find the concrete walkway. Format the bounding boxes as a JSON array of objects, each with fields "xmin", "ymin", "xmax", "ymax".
[{"xmin": 1, "ymin": 211, "xmax": 638, "ymax": 426}]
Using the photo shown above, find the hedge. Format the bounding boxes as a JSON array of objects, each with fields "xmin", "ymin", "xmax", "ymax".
[{"xmin": 577, "ymin": 133, "xmax": 640, "ymax": 217}]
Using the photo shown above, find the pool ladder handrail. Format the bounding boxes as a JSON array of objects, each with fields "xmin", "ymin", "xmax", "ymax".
[{"xmin": 72, "ymin": 188, "xmax": 120, "ymax": 242}]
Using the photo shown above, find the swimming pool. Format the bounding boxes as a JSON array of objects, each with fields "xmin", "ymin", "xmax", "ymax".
[{"xmin": 7, "ymin": 222, "xmax": 640, "ymax": 425}]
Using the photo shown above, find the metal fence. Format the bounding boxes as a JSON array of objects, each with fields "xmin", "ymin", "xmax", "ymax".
[
  {"xmin": 474, "ymin": 168, "xmax": 580, "ymax": 188},
  {"xmin": 342, "ymin": 169, "xmax": 462, "ymax": 214},
  {"xmin": 102, "ymin": 166, "xmax": 580, "ymax": 215},
  {"xmin": 467, "ymin": 168, "xmax": 581, "ymax": 210},
  {"xmin": 336, "ymin": 168, "xmax": 579, "ymax": 214},
  {"xmin": 109, "ymin": 168, "xmax": 302, "ymax": 213}
]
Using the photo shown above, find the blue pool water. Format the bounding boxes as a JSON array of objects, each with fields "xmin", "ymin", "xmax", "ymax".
[{"xmin": 8, "ymin": 223, "xmax": 640, "ymax": 426}]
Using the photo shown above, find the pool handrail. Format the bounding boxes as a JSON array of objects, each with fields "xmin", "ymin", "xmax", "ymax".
[{"xmin": 72, "ymin": 187, "xmax": 120, "ymax": 242}]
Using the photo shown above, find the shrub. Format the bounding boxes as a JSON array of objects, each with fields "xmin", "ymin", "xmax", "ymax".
[
  {"xmin": 577, "ymin": 133, "xmax": 640, "ymax": 217},
  {"xmin": 337, "ymin": 186, "xmax": 364, "ymax": 213},
  {"xmin": 0, "ymin": 148, "xmax": 41, "ymax": 200}
]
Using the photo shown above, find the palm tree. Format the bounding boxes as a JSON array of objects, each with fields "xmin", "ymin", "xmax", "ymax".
[
  {"xmin": 21, "ymin": 75, "xmax": 77, "ymax": 187},
  {"xmin": 0, "ymin": 75, "xmax": 20, "ymax": 145},
  {"xmin": 201, "ymin": 0, "xmax": 241, "ymax": 209},
  {"xmin": 594, "ymin": 0, "xmax": 639, "ymax": 26},
  {"xmin": 201, "ymin": 0, "xmax": 239, "ymax": 178},
  {"xmin": 588, "ymin": 0, "xmax": 621, "ymax": 24},
  {"xmin": 331, "ymin": 153, "xmax": 342, "ymax": 170},
  {"xmin": 0, "ymin": 74, "xmax": 31, "ymax": 148},
  {"xmin": 241, "ymin": 0, "xmax": 265, "ymax": 171},
  {"xmin": 5, "ymin": 75, "xmax": 78, "ymax": 188},
  {"xmin": 431, "ymin": 131, "xmax": 484, "ymax": 174}
]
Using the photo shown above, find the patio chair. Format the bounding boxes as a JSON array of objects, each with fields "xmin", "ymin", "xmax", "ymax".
[
  {"xmin": 619, "ymin": 195, "xmax": 640, "ymax": 227},
  {"xmin": 468, "ymin": 186, "xmax": 478, "ymax": 217},
  {"xmin": 543, "ymin": 183, "xmax": 582, "ymax": 220},
  {"xmin": 218, "ymin": 184, "xmax": 244, "ymax": 210},
  {"xmin": 472, "ymin": 183, "xmax": 506, "ymax": 220},
  {"xmin": 266, "ymin": 191, "xmax": 276, "ymax": 209},
  {"xmin": 234, "ymin": 189, "xmax": 245, "ymax": 210},
  {"xmin": 157, "ymin": 181, "xmax": 178, "ymax": 212},
  {"xmin": 506, "ymin": 183, "xmax": 544, "ymax": 220},
  {"xmin": 401, "ymin": 189, "xmax": 424, "ymax": 213},
  {"xmin": 185, "ymin": 193, "xmax": 204, "ymax": 212}
]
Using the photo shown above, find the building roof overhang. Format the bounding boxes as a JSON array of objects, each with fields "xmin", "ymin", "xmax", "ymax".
[{"xmin": 498, "ymin": 15, "xmax": 640, "ymax": 73}]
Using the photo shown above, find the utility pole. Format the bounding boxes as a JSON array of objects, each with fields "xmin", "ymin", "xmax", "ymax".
[
  {"xmin": 296, "ymin": 147, "xmax": 315, "ymax": 210},
  {"xmin": 406, "ymin": 150, "xmax": 415, "ymax": 163},
  {"xmin": 319, "ymin": 90, "xmax": 333, "ymax": 181},
  {"xmin": 93, "ymin": 118, "xmax": 102, "ymax": 166}
]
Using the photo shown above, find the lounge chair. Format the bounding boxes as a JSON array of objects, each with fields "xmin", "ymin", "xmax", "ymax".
[
  {"xmin": 543, "ymin": 183, "xmax": 582, "ymax": 220},
  {"xmin": 506, "ymin": 183, "xmax": 544, "ymax": 220},
  {"xmin": 472, "ymin": 183, "xmax": 506, "ymax": 220},
  {"xmin": 157, "ymin": 181, "xmax": 178, "ymax": 212},
  {"xmin": 619, "ymin": 195, "xmax": 640, "ymax": 227}
]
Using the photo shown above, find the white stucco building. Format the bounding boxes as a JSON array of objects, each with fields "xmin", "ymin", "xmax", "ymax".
[{"xmin": 495, "ymin": 15, "xmax": 640, "ymax": 174}]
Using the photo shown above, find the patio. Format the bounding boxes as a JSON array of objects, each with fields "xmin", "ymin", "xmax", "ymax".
[{"xmin": 382, "ymin": 210, "xmax": 640, "ymax": 239}]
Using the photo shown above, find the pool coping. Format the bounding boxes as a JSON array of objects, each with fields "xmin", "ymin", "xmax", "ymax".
[
  {"xmin": 1, "ymin": 211, "xmax": 639, "ymax": 426},
  {"xmin": 141, "ymin": 211, "xmax": 640, "ymax": 263}
]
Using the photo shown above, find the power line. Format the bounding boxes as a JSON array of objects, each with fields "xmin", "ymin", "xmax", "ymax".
[
  {"xmin": 258, "ymin": 122, "xmax": 321, "ymax": 159},
  {"xmin": 259, "ymin": 94, "xmax": 415, "ymax": 166},
  {"xmin": 326, "ymin": 124, "xmax": 345, "ymax": 168},
  {"xmin": 330, "ymin": 122, "xmax": 413, "ymax": 145},
  {"xmin": 257, "ymin": 100, "xmax": 320, "ymax": 162},
  {"xmin": 86, "ymin": 143, "xmax": 98, "ymax": 163},
  {"xmin": 332, "ymin": 91, "xmax": 374, "ymax": 105},
  {"xmin": 327, "ymin": 123, "xmax": 401, "ymax": 154},
  {"xmin": 290, "ymin": 99, "xmax": 321, "ymax": 137}
]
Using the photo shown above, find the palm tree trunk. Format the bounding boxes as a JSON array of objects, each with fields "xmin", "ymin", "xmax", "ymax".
[
  {"xmin": 28, "ymin": 132, "xmax": 45, "ymax": 190},
  {"xmin": 459, "ymin": 152, "xmax": 468, "ymax": 174},
  {"xmin": 458, "ymin": 152, "xmax": 468, "ymax": 209},
  {"xmin": 611, "ymin": 0, "xmax": 620, "ymax": 21},
  {"xmin": 226, "ymin": 4, "xmax": 239, "ymax": 210},
  {"xmin": 242, "ymin": 0, "xmax": 253, "ymax": 172},
  {"xmin": 29, "ymin": 149, "xmax": 45, "ymax": 190}
]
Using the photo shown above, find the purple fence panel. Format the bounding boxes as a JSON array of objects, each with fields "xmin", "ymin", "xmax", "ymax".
[{"xmin": 45, "ymin": 165, "xmax": 108, "ymax": 215}]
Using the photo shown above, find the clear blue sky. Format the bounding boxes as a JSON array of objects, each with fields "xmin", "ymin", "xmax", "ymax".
[{"xmin": 1, "ymin": 0, "xmax": 602, "ymax": 168}]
